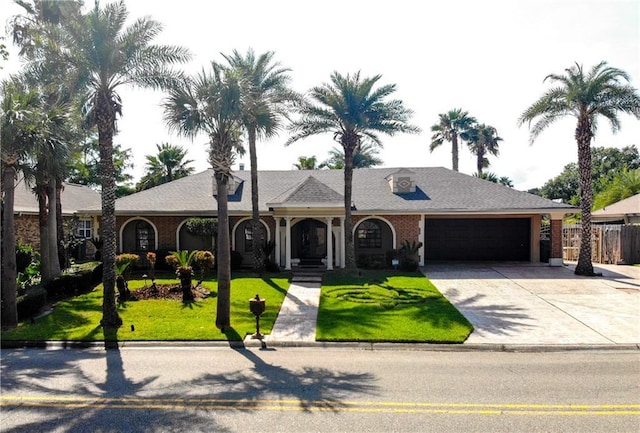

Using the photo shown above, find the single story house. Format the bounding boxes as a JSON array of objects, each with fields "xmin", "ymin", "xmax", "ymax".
[
  {"xmin": 592, "ymin": 194, "xmax": 640, "ymax": 224},
  {"xmin": 80, "ymin": 166, "xmax": 575, "ymax": 269},
  {"xmin": 12, "ymin": 178, "xmax": 101, "ymax": 257}
]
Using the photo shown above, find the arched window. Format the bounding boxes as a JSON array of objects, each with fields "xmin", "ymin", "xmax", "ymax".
[
  {"xmin": 135, "ymin": 220, "xmax": 154, "ymax": 252},
  {"xmin": 357, "ymin": 220, "xmax": 381, "ymax": 248}
]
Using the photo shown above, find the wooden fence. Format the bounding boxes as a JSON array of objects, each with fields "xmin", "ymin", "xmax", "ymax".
[{"xmin": 563, "ymin": 224, "xmax": 640, "ymax": 264}]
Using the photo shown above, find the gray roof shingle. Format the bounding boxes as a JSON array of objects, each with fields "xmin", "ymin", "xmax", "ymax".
[
  {"xmin": 13, "ymin": 179, "xmax": 101, "ymax": 215},
  {"xmin": 84, "ymin": 167, "xmax": 575, "ymax": 215}
]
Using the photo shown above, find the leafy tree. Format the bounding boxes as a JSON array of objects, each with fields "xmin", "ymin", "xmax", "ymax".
[
  {"xmin": 520, "ymin": 61, "xmax": 640, "ymax": 276},
  {"xmin": 67, "ymin": 135, "xmax": 135, "ymax": 196},
  {"xmin": 321, "ymin": 142, "xmax": 383, "ymax": 169},
  {"xmin": 67, "ymin": 0, "xmax": 191, "ymax": 328},
  {"xmin": 593, "ymin": 168, "xmax": 640, "ymax": 210},
  {"xmin": 163, "ymin": 61, "xmax": 243, "ymax": 331},
  {"xmin": 537, "ymin": 145, "xmax": 640, "ymax": 205},
  {"xmin": 222, "ymin": 49, "xmax": 298, "ymax": 273},
  {"xmin": 136, "ymin": 142, "xmax": 194, "ymax": 191},
  {"xmin": 294, "ymin": 155, "xmax": 320, "ymax": 170},
  {"xmin": 466, "ymin": 123, "xmax": 502, "ymax": 176},
  {"xmin": 287, "ymin": 71, "xmax": 420, "ymax": 268},
  {"xmin": 430, "ymin": 108, "xmax": 476, "ymax": 172}
]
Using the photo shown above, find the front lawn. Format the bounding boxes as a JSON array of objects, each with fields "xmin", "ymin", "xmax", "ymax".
[
  {"xmin": 1, "ymin": 274, "xmax": 290, "ymax": 342},
  {"xmin": 316, "ymin": 270, "xmax": 473, "ymax": 343}
]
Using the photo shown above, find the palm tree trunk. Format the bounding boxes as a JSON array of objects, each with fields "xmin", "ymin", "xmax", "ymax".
[
  {"xmin": 477, "ymin": 148, "xmax": 484, "ymax": 176},
  {"xmin": 343, "ymin": 143, "xmax": 356, "ymax": 269},
  {"xmin": 56, "ymin": 182, "xmax": 67, "ymax": 269},
  {"xmin": 452, "ymin": 134, "xmax": 459, "ymax": 172},
  {"xmin": 37, "ymin": 182, "xmax": 52, "ymax": 284},
  {"xmin": 248, "ymin": 128, "xmax": 265, "ymax": 273},
  {"xmin": 97, "ymin": 99, "xmax": 123, "ymax": 329},
  {"xmin": 47, "ymin": 177, "xmax": 61, "ymax": 278},
  {"xmin": 215, "ymin": 172, "xmax": 231, "ymax": 331},
  {"xmin": 1, "ymin": 165, "xmax": 18, "ymax": 328},
  {"xmin": 574, "ymin": 116, "xmax": 596, "ymax": 276}
]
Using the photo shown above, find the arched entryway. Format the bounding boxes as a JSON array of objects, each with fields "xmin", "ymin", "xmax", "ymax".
[{"xmin": 292, "ymin": 218, "xmax": 334, "ymax": 266}]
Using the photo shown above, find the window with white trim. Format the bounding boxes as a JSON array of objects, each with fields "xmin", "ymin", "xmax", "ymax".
[{"xmin": 76, "ymin": 219, "xmax": 93, "ymax": 239}]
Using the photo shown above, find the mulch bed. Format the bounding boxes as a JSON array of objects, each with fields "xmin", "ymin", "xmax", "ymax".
[{"xmin": 129, "ymin": 283, "xmax": 212, "ymax": 301}]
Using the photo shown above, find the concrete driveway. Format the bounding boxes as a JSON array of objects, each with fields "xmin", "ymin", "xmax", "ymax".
[{"xmin": 423, "ymin": 262, "xmax": 640, "ymax": 347}]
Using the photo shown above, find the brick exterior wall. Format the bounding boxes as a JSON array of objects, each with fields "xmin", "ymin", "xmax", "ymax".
[
  {"xmin": 14, "ymin": 215, "xmax": 40, "ymax": 249},
  {"xmin": 551, "ymin": 218, "xmax": 563, "ymax": 259}
]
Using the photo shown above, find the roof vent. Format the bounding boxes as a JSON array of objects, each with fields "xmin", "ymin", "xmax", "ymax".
[
  {"xmin": 386, "ymin": 169, "xmax": 416, "ymax": 193},
  {"xmin": 212, "ymin": 174, "xmax": 243, "ymax": 196}
]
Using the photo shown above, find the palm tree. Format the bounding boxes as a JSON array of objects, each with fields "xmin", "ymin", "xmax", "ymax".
[
  {"xmin": 163, "ymin": 62, "xmax": 243, "ymax": 331},
  {"xmin": 287, "ymin": 71, "xmax": 420, "ymax": 268},
  {"xmin": 136, "ymin": 143, "xmax": 194, "ymax": 191},
  {"xmin": 294, "ymin": 155, "xmax": 320, "ymax": 170},
  {"xmin": 430, "ymin": 108, "xmax": 476, "ymax": 172},
  {"xmin": 66, "ymin": 1, "xmax": 191, "ymax": 328},
  {"xmin": 466, "ymin": 123, "xmax": 502, "ymax": 176},
  {"xmin": 321, "ymin": 142, "xmax": 383, "ymax": 169},
  {"xmin": 519, "ymin": 61, "xmax": 640, "ymax": 276},
  {"xmin": 222, "ymin": 49, "xmax": 298, "ymax": 273},
  {"xmin": 1, "ymin": 77, "xmax": 61, "ymax": 328}
]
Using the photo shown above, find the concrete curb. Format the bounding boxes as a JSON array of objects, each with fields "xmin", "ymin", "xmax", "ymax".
[{"xmin": 2, "ymin": 339, "xmax": 638, "ymax": 352}]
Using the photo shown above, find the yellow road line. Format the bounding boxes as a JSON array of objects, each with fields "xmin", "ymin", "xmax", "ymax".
[{"xmin": 1, "ymin": 396, "xmax": 638, "ymax": 416}]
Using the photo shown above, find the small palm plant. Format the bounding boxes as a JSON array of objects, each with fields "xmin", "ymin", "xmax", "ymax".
[
  {"xmin": 115, "ymin": 253, "xmax": 139, "ymax": 301},
  {"xmin": 399, "ymin": 240, "xmax": 423, "ymax": 272},
  {"xmin": 166, "ymin": 250, "xmax": 198, "ymax": 302}
]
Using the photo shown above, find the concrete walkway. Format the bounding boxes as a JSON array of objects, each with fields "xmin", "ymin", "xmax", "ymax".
[
  {"xmin": 265, "ymin": 274, "xmax": 322, "ymax": 344},
  {"xmin": 251, "ymin": 262, "xmax": 639, "ymax": 348}
]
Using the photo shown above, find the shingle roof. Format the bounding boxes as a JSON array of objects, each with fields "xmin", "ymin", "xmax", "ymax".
[
  {"xmin": 85, "ymin": 166, "xmax": 575, "ymax": 215},
  {"xmin": 13, "ymin": 179, "xmax": 101, "ymax": 215},
  {"xmin": 592, "ymin": 193, "xmax": 640, "ymax": 219},
  {"xmin": 267, "ymin": 175, "xmax": 343, "ymax": 206}
]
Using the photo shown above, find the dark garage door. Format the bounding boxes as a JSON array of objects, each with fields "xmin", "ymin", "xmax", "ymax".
[{"xmin": 425, "ymin": 218, "xmax": 531, "ymax": 261}]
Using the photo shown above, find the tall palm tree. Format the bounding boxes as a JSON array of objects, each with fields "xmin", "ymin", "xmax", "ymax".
[
  {"xmin": 466, "ymin": 123, "xmax": 502, "ymax": 176},
  {"xmin": 287, "ymin": 71, "xmax": 420, "ymax": 268},
  {"xmin": 222, "ymin": 49, "xmax": 298, "ymax": 273},
  {"xmin": 322, "ymin": 142, "xmax": 383, "ymax": 169},
  {"xmin": 66, "ymin": 1, "xmax": 191, "ymax": 328},
  {"xmin": 519, "ymin": 61, "xmax": 640, "ymax": 276},
  {"xmin": 294, "ymin": 155, "xmax": 320, "ymax": 170},
  {"xmin": 430, "ymin": 108, "xmax": 476, "ymax": 172},
  {"xmin": 1, "ymin": 77, "xmax": 62, "ymax": 328},
  {"xmin": 136, "ymin": 142, "xmax": 194, "ymax": 191},
  {"xmin": 163, "ymin": 62, "xmax": 244, "ymax": 331}
]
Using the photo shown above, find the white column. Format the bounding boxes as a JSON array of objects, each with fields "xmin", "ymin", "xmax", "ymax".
[
  {"xmin": 339, "ymin": 217, "xmax": 346, "ymax": 268},
  {"xmin": 326, "ymin": 217, "xmax": 334, "ymax": 270},
  {"xmin": 418, "ymin": 215, "xmax": 425, "ymax": 266},
  {"xmin": 274, "ymin": 217, "xmax": 281, "ymax": 268},
  {"xmin": 285, "ymin": 217, "xmax": 292, "ymax": 270}
]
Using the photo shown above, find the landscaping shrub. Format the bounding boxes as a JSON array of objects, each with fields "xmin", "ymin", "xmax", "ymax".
[
  {"xmin": 17, "ymin": 286, "xmax": 47, "ymax": 321},
  {"xmin": 153, "ymin": 248, "xmax": 174, "ymax": 271},
  {"xmin": 44, "ymin": 270, "xmax": 97, "ymax": 299},
  {"xmin": 16, "ymin": 243, "xmax": 35, "ymax": 274}
]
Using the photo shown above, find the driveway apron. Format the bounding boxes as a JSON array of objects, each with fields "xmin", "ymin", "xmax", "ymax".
[{"xmin": 423, "ymin": 263, "xmax": 640, "ymax": 346}]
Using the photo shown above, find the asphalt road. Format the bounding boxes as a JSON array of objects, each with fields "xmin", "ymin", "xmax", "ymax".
[{"xmin": 1, "ymin": 346, "xmax": 638, "ymax": 432}]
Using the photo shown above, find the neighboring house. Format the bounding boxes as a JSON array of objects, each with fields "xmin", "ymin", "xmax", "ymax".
[
  {"xmin": 592, "ymin": 194, "xmax": 640, "ymax": 224},
  {"xmin": 80, "ymin": 166, "xmax": 575, "ymax": 268},
  {"xmin": 12, "ymin": 178, "xmax": 101, "ymax": 258}
]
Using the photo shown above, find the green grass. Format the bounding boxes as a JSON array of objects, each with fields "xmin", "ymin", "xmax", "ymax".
[
  {"xmin": 1, "ymin": 274, "xmax": 289, "ymax": 342},
  {"xmin": 316, "ymin": 269, "xmax": 473, "ymax": 343}
]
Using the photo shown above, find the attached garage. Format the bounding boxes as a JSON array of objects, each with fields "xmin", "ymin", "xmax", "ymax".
[{"xmin": 425, "ymin": 217, "xmax": 531, "ymax": 261}]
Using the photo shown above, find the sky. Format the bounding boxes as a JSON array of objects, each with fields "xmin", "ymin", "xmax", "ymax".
[{"xmin": 2, "ymin": 0, "xmax": 639, "ymax": 191}]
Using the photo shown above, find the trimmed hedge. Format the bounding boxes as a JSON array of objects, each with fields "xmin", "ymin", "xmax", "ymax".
[{"xmin": 17, "ymin": 286, "xmax": 48, "ymax": 320}]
